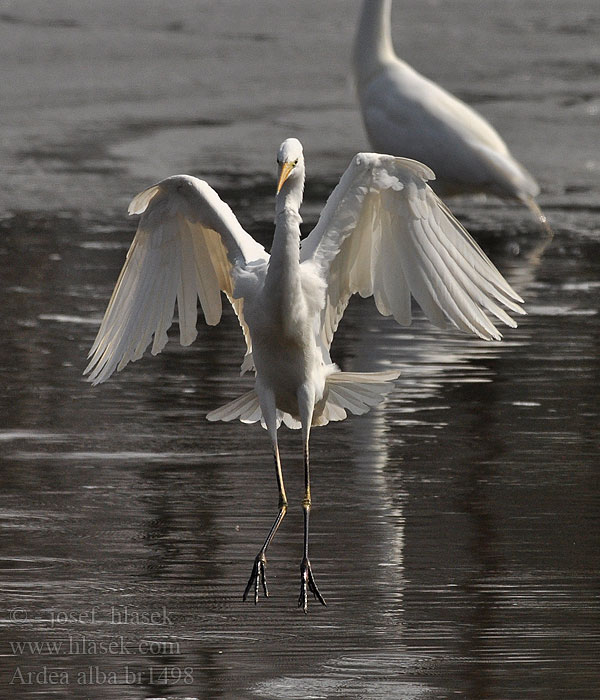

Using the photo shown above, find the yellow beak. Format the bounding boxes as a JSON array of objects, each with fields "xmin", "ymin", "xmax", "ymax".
[{"xmin": 276, "ymin": 162, "xmax": 295, "ymax": 194}]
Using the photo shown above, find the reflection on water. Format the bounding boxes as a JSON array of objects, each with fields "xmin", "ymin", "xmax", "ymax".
[{"xmin": 1, "ymin": 197, "xmax": 599, "ymax": 699}]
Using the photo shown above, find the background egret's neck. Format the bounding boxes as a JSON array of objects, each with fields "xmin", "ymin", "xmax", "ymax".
[{"xmin": 353, "ymin": 0, "xmax": 395, "ymax": 83}]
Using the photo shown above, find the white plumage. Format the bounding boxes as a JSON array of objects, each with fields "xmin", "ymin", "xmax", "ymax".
[
  {"xmin": 353, "ymin": 0, "xmax": 547, "ymax": 226},
  {"xmin": 85, "ymin": 138, "xmax": 523, "ymax": 611}
]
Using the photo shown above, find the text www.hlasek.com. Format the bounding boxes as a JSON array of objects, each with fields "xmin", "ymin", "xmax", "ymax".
[{"xmin": 10, "ymin": 636, "xmax": 180, "ymax": 656}]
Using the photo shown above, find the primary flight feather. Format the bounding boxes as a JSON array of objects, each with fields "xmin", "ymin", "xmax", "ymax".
[{"xmin": 85, "ymin": 138, "xmax": 523, "ymax": 611}]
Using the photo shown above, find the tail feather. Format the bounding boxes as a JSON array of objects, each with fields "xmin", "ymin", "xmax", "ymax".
[
  {"xmin": 321, "ymin": 369, "xmax": 399, "ymax": 424},
  {"xmin": 206, "ymin": 369, "xmax": 399, "ymax": 429},
  {"xmin": 206, "ymin": 389, "xmax": 261, "ymax": 423},
  {"xmin": 206, "ymin": 389, "xmax": 300, "ymax": 429},
  {"xmin": 326, "ymin": 369, "xmax": 400, "ymax": 384}
]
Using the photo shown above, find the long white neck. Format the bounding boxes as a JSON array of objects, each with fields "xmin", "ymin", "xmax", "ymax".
[
  {"xmin": 265, "ymin": 169, "xmax": 305, "ymax": 297},
  {"xmin": 353, "ymin": 0, "xmax": 396, "ymax": 85}
]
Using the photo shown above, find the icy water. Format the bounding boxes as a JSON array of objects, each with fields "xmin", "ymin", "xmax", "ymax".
[{"xmin": 1, "ymin": 1, "xmax": 599, "ymax": 699}]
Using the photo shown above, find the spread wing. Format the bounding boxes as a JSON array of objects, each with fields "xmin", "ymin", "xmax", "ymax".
[
  {"xmin": 300, "ymin": 153, "xmax": 524, "ymax": 349},
  {"xmin": 85, "ymin": 175, "xmax": 268, "ymax": 385}
]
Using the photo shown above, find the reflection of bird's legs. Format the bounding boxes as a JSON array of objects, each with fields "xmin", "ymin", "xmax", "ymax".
[
  {"xmin": 298, "ymin": 390, "xmax": 326, "ymax": 613},
  {"xmin": 243, "ymin": 398, "xmax": 287, "ymax": 604}
]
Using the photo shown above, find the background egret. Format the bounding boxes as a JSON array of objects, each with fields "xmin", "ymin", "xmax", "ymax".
[
  {"xmin": 85, "ymin": 138, "xmax": 523, "ymax": 611},
  {"xmin": 353, "ymin": 0, "xmax": 548, "ymax": 228}
]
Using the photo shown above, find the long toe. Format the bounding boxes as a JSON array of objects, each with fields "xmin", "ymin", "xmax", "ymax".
[
  {"xmin": 243, "ymin": 552, "xmax": 268, "ymax": 604},
  {"xmin": 298, "ymin": 558, "xmax": 327, "ymax": 613}
]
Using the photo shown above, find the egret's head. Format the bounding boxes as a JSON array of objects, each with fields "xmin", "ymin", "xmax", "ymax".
[{"xmin": 276, "ymin": 138, "xmax": 304, "ymax": 194}]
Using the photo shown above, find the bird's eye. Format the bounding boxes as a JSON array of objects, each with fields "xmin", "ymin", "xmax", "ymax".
[{"xmin": 294, "ymin": 159, "xmax": 298, "ymax": 165}]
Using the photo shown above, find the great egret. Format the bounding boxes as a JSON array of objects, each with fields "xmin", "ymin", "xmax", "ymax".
[
  {"xmin": 85, "ymin": 138, "xmax": 524, "ymax": 611},
  {"xmin": 353, "ymin": 0, "xmax": 548, "ymax": 228}
]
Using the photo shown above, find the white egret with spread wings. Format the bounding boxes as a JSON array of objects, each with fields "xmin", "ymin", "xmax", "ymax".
[
  {"xmin": 85, "ymin": 138, "xmax": 524, "ymax": 611},
  {"xmin": 353, "ymin": 0, "xmax": 548, "ymax": 228}
]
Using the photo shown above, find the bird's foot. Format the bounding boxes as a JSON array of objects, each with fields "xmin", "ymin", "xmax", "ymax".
[
  {"xmin": 243, "ymin": 552, "xmax": 268, "ymax": 604},
  {"xmin": 298, "ymin": 557, "xmax": 326, "ymax": 613}
]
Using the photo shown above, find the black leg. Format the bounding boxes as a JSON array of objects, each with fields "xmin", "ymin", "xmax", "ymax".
[
  {"xmin": 243, "ymin": 442, "xmax": 287, "ymax": 604},
  {"xmin": 298, "ymin": 439, "xmax": 326, "ymax": 613}
]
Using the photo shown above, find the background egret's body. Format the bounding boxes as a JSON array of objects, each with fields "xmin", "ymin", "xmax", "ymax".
[
  {"xmin": 86, "ymin": 138, "xmax": 523, "ymax": 611},
  {"xmin": 353, "ymin": 0, "xmax": 546, "ymax": 225}
]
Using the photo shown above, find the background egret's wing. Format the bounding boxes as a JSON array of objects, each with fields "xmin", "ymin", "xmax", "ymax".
[
  {"xmin": 85, "ymin": 175, "xmax": 268, "ymax": 385},
  {"xmin": 300, "ymin": 153, "xmax": 524, "ymax": 349}
]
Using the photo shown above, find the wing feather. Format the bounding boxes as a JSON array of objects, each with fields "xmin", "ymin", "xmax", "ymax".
[
  {"xmin": 300, "ymin": 153, "xmax": 523, "ymax": 345},
  {"xmin": 409, "ymin": 216, "xmax": 501, "ymax": 338},
  {"xmin": 416, "ymin": 205, "xmax": 520, "ymax": 327},
  {"xmin": 177, "ymin": 226, "xmax": 200, "ymax": 345},
  {"xmin": 378, "ymin": 204, "xmax": 411, "ymax": 324},
  {"xmin": 186, "ymin": 218, "xmax": 223, "ymax": 326},
  {"xmin": 85, "ymin": 175, "xmax": 268, "ymax": 385}
]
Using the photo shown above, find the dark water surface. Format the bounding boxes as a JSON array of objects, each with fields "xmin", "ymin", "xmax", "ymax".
[{"xmin": 1, "ymin": 2, "xmax": 599, "ymax": 699}]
